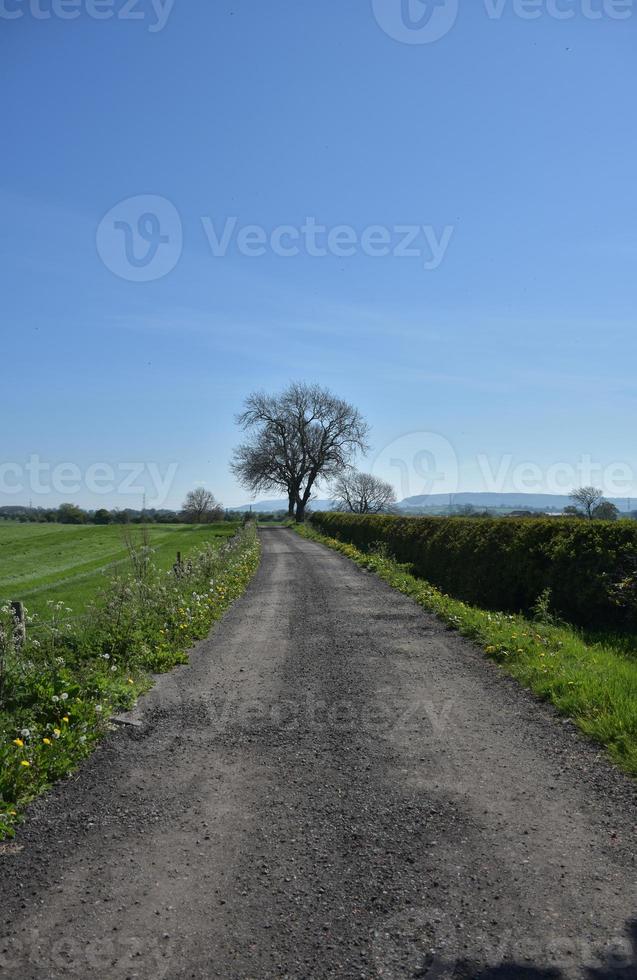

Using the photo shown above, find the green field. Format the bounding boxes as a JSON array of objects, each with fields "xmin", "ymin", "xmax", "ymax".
[{"xmin": 0, "ymin": 522, "xmax": 239, "ymax": 619}]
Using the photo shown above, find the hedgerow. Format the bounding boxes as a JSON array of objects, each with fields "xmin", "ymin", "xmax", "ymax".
[
  {"xmin": 0, "ymin": 523, "xmax": 260, "ymax": 839},
  {"xmin": 308, "ymin": 513, "xmax": 637, "ymax": 629}
]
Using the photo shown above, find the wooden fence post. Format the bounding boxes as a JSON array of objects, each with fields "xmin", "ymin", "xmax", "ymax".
[{"xmin": 11, "ymin": 601, "xmax": 26, "ymax": 649}]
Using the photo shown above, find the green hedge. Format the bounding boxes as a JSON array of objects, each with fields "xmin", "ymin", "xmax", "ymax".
[{"xmin": 308, "ymin": 513, "xmax": 637, "ymax": 629}]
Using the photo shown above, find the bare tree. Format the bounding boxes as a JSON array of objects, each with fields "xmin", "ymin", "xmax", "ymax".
[
  {"xmin": 232, "ymin": 410, "xmax": 303, "ymax": 518},
  {"xmin": 331, "ymin": 469, "xmax": 396, "ymax": 514},
  {"xmin": 182, "ymin": 487, "xmax": 222, "ymax": 524},
  {"xmin": 569, "ymin": 487, "xmax": 605, "ymax": 520},
  {"xmin": 232, "ymin": 382, "xmax": 369, "ymax": 522}
]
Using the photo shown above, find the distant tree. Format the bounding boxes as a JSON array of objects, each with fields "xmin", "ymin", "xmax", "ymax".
[
  {"xmin": 155, "ymin": 509, "xmax": 180, "ymax": 524},
  {"xmin": 57, "ymin": 503, "xmax": 87, "ymax": 525},
  {"xmin": 182, "ymin": 487, "xmax": 222, "ymax": 524},
  {"xmin": 233, "ymin": 382, "xmax": 369, "ymax": 522},
  {"xmin": 569, "ymin": 487, "xmax": 605, "ymax": 520},
  {"xmin": 331, "ymin": 469, "xmax": 396, "ymax": 514},
  {"xmin": 93, "ymin": 508, "xmax": 112, "ymax": 525},
  {"xmin": 592, "ymin": 501, "xmax": 620, "ymax": 521}
]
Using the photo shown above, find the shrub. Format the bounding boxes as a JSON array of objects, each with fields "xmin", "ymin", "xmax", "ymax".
[{"xmin": 309, "ymin": 512, "xmax": 637, "ymax": 629}]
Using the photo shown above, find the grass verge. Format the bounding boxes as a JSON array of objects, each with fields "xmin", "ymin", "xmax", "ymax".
[
  {"xmin": 0, "ymin": 523, "xmax": 260, "ymax": 839},
  {"xmin": 295, "ymin": 524, "xmax": 637, "ymax": 777}
]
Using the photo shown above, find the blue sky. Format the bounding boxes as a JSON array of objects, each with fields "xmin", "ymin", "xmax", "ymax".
[{"xmin": 2, "ymin": 0, "xmax": 636, "ymax": 509}]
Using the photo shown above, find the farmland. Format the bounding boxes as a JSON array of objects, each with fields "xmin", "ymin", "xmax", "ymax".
[{"xmin": 0, "ymin": 521, "xmax": 239, "ymax": 618}]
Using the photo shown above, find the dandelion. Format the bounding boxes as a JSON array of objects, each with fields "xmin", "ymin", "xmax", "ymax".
[
  {"xmin": 20, "ymin": 760, "xmax": 30, "ymax": 767},
  {"xmin": 62, "ymin": 717, "xmax": 69, "ymax": 724},
  {"xmin": 52, "ymin": 695, "xmax": 60, "ymax": 703},
  {"xmin": 12, "ymin": 738, "xmax": 24, "ymax": 747},
  {"xmin": 53, "ymin": 729, "xmax": 61, "ymax": 738},
  {"xmin": 60, "ymin": 693, "xmax": 68, "ymax": 701},
  {"xmin": 20, "ymin": 728, "xmax": 31, "ymax": 739},
  {"xmin": 43, "ymin": 738, "xmax": 52, "ymax": 745},
  {"xmin": 127, "ymin": 678, "xmax": 134, "ymax": 685}
]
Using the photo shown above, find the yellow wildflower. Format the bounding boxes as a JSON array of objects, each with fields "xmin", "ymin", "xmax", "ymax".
[
  {"xmin": 43, "ymin": 738, "xmax": 52, "ymax": 745},
  {"xmin": 20, "ymin": 760, "xmax": 30, "ymax": 767},
  {"xmin": 13, "ymin": 738, "xmax": 24, "ymax": 747},
  {"xmin": 62, "ymin": 717, "xmax": 69, "ymax": 723}
]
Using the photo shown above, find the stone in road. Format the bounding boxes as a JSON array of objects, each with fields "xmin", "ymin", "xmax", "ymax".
[{"xmin": 1, "ymin": 529, "xmax": 636, "ymax": 979}]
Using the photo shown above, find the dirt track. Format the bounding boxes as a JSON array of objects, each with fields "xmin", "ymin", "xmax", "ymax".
[{"xmin": 1, "ymin": 528, "xmax": 636, "ymax": 979}]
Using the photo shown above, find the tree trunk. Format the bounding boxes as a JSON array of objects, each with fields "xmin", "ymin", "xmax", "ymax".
[
  {"xmin": 295, "ymin": 501, "xmax": 305, "ymax": 523},
  {"xmin": 287, "ymin": 492, "xmax": 295, "ymax": 519}
]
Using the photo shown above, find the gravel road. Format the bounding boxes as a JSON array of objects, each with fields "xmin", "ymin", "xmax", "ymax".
[{"xmin": 1, "ymin": 528, "xmax": 636, "ymax": 979}]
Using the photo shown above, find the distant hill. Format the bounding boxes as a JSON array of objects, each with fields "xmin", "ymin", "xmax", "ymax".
[
  {"xmin": 233, "ymin": 492, "xmax": 636, "ymax": 514},
  {"xmin": 231, "ymin": 499, "xmax": 334, "ymax": 513},
  {"xmin": 400, "ymin": 492, "xmax": 635, "ymax": 512}
]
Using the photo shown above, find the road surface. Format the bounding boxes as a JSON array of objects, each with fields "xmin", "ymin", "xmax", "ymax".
[{"xmin": 1, "ymin": 528, "xmax": 636, "ymax": 979}]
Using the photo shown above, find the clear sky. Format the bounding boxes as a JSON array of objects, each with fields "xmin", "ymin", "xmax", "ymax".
[{"xmin": 2, "ymin": 0, "xmax": 636, "ymax": 510}]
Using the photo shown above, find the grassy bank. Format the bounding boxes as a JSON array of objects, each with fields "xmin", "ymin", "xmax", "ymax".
[
  {"xmin": 295, "ymin": 524, "xmax": 637, "ymax": 777},
  {"xmin": 0, "ymin": 522, "xmax": 239, "ymax": 618},
  {"xmin": 0, "ymin": 523, "xmax": 260, "ymax": 839}
]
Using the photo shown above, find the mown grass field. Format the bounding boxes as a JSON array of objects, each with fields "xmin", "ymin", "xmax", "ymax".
[{"xmin": 0, "ymin": 522, "xmax": 239, "ymax": 618}]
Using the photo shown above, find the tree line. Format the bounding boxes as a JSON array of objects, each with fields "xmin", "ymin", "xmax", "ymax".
[{"xmin": 0, "ymin": 497, "xmax": 230, "ymax": 526}]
